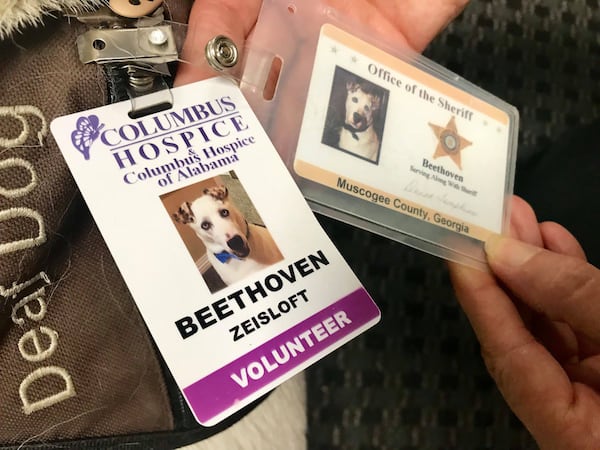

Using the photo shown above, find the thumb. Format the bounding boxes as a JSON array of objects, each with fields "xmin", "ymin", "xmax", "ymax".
[
  {"xmin": 174, "ymin": 0, "xmax": 262, "ymax": 86},
  {"xmin": 485, "ymin": 235, "xmax": 600, "ymax": 343}
]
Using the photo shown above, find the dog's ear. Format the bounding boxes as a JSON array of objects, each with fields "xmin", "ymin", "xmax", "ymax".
[
  {"xmin": 371, "ymin": 94, "xmax": 381, "ymax": 112},
  {"xmin": 172, "ymin": 201, "xmax": 195, "ymax": 224},
  {"xmin": 346, "ymin": 81, "xmax": 359, "ymax": 93},
  {"xmin": 204, "ymin": 186, "xmax": 229, "ymax": 201}
]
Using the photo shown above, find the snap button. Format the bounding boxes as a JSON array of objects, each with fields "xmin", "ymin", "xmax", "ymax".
[{"xmin": 205, "ymin": 35, "xmax": 239, "ymax": 72}]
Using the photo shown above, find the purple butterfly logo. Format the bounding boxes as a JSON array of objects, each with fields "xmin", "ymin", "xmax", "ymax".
[{"xmin": 70, "ymin": 115, "xmax": 105, "ymax": 160}]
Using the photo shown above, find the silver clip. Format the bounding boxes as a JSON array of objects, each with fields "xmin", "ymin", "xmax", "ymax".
[
  {"xmin": 77, "ymin": 26, "xmax": 178, "ymax": 65},
  {"xmin": 75, "ymin": 5, "xmax": 177, "ymax": 117}
]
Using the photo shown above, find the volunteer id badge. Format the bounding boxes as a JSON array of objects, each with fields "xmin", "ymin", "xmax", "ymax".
[{"xmin": 51, "ymin": 78, "xmax": 380, "ymax": 425}]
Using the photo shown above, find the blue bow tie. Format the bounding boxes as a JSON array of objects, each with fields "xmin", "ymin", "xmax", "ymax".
[{"xmin": 214, "ymin": 251, "xmax": 240, "ymax": 264}]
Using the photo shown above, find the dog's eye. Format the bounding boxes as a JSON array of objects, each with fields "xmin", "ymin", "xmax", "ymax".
[
  {"xmin": 220, "ymin": 209, "xmax": 230, "ymax": 218},
  {"xmin": 364, "ymin": 105, "xmax": 371, "ymax": 112},
  {"xmin": 201, "ymin": 221, "xmax": 211, "ymax": 230},
  {"xmin": 351, "ymin": 96, "xmax": 358, "ymax": 103}
]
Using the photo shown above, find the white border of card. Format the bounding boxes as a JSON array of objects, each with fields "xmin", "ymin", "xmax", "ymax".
[{"xmin": 51, "ymin": 78, "xmax": 380, "ymax": 426}]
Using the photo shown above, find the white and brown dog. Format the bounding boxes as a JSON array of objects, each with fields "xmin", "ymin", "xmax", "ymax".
[
  {"xmin": 173, "ymin": 186, "xmax": 283, "ymax": 286},
  {"xmin": 338, "ymin": 80, "xmax": 382, "ymax": 162}
]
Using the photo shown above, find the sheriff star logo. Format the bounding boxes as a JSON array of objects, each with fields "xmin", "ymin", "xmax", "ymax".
[{"xmin": 428, "ymin": 116, "xmax": 472, "ymax": 170}]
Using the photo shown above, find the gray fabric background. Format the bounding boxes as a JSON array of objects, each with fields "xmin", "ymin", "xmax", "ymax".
[{"xmin": 307, "ymin": 1, "xmax": 600, "ymax": 449}]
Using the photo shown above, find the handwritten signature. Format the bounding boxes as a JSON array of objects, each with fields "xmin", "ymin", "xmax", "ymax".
[{"xmin": 403, "ymin": 180, "xmax": 477, "ymax": 217}]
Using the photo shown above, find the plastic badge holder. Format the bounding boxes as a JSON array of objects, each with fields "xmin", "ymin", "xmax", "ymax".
[{"xmin": 236, "ymin": 0, "xmax": 519, "ymax": 270}]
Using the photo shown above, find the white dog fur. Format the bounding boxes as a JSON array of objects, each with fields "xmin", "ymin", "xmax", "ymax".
[
  {"xmin": 182, "ymin": 374, "xmax": 306, "ymax": 450},
  {"xmin": 0, "ymin": 0, "xmax": 101, "ymax": 39}
]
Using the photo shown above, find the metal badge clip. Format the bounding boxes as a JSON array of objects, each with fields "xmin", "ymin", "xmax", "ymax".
[
  {"xmin": 75, "ymin": 5, "xmax": 178, "ymax": 117},
  {"xmin": 77, "ymin": 26, "xmax": 178, "ymax": 66}
]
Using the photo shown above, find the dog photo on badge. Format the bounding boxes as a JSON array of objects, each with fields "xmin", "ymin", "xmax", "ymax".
[
  {"xmin": 161, "ymin": 171, "xmax": 284, "ymax": 293},
  {"xmin": 322, "ymin": 67, "xmax": 389, "ymax": 164}
]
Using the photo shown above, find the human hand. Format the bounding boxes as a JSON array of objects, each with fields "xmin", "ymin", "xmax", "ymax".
[
  {"xmin": 175, "ymin": 0, "xmax": 469, "ymax": 86},
  {"xmin": 448, "ymin": 196, "xmax": 600, "ymax": 449},
  {"xmin": 175, "ymin": 0, "xmax": 469, "ymax": 162}
]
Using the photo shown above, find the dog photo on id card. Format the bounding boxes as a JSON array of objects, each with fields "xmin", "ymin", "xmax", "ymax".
[
  {"xmin": 161, "ymin": 171, "xmax": 284, "ymax": 293},
  {"xmin": 321, "ymin": 67, "xmax": 389, "ymax": 165}
]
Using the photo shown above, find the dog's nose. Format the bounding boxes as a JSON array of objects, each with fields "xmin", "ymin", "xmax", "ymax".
[{"xmin": 353, "ymin": 112, "xmax": 362, "ymax": 124}]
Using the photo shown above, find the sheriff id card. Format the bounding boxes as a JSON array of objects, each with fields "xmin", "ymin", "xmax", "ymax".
[
  {"xmin": 293, "ymin": 24, "xmax": 518, "ymax": 266},
  {"xmin": 51, "ymin": 78, "xmax": 380, "ymax": 426}
]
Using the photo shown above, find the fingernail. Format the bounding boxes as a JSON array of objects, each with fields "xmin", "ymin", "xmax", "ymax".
[{"xmin": 484, "ymin": 234, "xmax": 541, "ymax": 267}]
